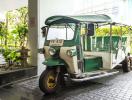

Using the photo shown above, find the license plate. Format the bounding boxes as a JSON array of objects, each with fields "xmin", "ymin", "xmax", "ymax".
[{"xmin": 49, "ymin": 40, "xmax": 64, "ymax": 46}]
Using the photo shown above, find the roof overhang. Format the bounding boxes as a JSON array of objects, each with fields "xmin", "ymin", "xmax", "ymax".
[
  {"xmin": 45, "ymin": 16, "xmax": 79, "ymax": 25},
  {"xmin": 45, "ymin": 14, "xmax": 112, "ymax": 25}
]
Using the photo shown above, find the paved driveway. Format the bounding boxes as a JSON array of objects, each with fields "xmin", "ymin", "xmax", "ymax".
[{"xmin": 0, "ymin": 70, "xmax": 132, "ymax": 100}]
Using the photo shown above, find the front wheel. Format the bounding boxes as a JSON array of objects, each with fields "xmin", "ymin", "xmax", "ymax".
[{"xmin": 39, "ymin": 68, "xmax": 61, "ymax": 94}]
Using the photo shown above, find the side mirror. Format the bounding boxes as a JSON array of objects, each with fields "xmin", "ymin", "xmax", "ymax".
[
  {"xmin": 87, "ymin": 24, "xmax": 95, "ymax": 36},
  {"xmin": 41, "ymin": 26, "xmax": 48, "ymax": 37}
]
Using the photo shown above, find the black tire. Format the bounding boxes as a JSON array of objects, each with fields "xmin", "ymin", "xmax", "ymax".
[
  {"xmin": 122, "ymin": 57, "xmax": 131, "ymax": 72},
  {"xmin": 130, "ymin": 58, "xmax": 132, "ymax": 70},
  {"xmin": 39, "ymin": 68, "xmax": 61, "ymax": 94}
]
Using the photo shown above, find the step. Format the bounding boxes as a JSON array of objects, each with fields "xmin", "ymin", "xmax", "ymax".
[{"xmin": 70, "ymin": 70, "xmax": 119, "ymax": 82}]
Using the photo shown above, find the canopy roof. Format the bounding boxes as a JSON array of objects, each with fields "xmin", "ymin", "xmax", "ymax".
[{"xmin": 45, "ymin": 14, "xmax": 112, "ymax": 25}]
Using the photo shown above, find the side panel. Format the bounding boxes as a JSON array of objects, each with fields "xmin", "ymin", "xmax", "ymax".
[
  {"xmin": 112, "ymin": 48, "xmax": 125, "ymax": 67},
  {"xmin": 84, "ymin": 57, "xmax": 102, "ymax": 72},
  {"xmin": 60, "ymin": 46, "xmax": 80, "ymax": 74},
  {"xmin": 84, "ymin": 51, "xmax": 112, "ymax": 69}
]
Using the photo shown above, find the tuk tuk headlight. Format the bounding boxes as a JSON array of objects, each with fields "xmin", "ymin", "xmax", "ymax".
[
  {"xmin": 49, "ymin": 47, "xmax": 56, "ymax": 56},
  {"xmin": 67, "ymin": 50, "xmax": 72, "ymax": 56},
  {"xmin": 66, "ymin": 49, "xmax": 77, "ymax": 57}
]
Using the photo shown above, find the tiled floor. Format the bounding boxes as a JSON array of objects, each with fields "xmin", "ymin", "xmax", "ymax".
[{"xmin": 0, "ymin": 70, "xmax": 132, "ymax": 100}]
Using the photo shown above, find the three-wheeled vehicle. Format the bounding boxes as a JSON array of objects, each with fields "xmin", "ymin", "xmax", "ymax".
[{"xmin": 39, "ymin": 14, "xmax": 131, "ymax": 94}]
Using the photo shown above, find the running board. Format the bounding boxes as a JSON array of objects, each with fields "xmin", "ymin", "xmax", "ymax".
[{"xmin": 70, "ymin": 71, "xmax": 119, "ymax": 82}]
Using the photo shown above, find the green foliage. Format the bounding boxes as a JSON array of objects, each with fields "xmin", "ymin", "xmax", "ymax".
[
  {"xmin": 96, "ymin": 26, "xmax": 131, "ymax": 36},
  {"xmin": 0, "ymin": 22, "xmax": 8, "ymax": 47},
  {"xmin": 7, "ymin": 6, "xmax": 28, "ymax": 47},
  {"xmin": 3, "ymin": 48, "xmax": 11, "ymax": 59},
  {"xmin": 7, "ymin": 51, "xmax": 20, "ymax": 62},
  {"xmin": 96, "ymin": 26, "xmax": 132, "ymax": 54},
  {"xmin": 0, "ymin": 22, "xmax": 6, "ymax": 37},
  {"xmin": 3, "ymin": 48, "xmax": 20, "ymax": 62},
  {"xmin": 96, "ymin": 27, "xmax": 109, "ymax": 36},
  {"xmin": 0, "ymin": 7, "xmax": 28, "ymax": 62}
]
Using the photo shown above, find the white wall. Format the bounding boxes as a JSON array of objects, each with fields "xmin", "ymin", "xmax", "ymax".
[
  {"xmin": 39, "ymin": 0, "xmax": 84, "ymax": 29},
  {"xmin": 75, "ymin": 0, "xmax": 132, "ymax": 25}
]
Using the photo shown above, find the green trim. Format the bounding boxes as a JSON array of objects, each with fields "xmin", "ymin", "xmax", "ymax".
[
  {"xmin": 43, "ymin": 58, "xmax": 65, "ymax": 66},
  {"xmin": 87, "ymin": 37, "xmax": 91, "ymax": 51},
  {"xmin": 84, "ymin": 56, "xmax": 102, "ymax": 72}
]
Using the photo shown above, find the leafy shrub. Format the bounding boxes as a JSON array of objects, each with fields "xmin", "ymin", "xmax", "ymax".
[{"xmin": 3, "ymin": 48, "xmax": 20, "ymax": 63}]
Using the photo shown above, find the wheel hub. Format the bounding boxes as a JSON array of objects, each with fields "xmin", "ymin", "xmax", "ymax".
[{"xmin": 47, "ymin": 75, "xmax": 56, "ymax": 88}]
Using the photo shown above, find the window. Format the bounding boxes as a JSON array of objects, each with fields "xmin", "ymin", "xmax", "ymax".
[{"xmin": 47, "ymin": 23, "xmax": 75, "ymax": 40}]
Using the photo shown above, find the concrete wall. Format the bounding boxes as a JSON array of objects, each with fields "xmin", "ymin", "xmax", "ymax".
[
  {"xmin": 28, "ymin": 0, "xmax": 39, "ymax": 67},
  {"xmin": 75, "ymin": 0, "xmax": 132, "ymax": 25}
]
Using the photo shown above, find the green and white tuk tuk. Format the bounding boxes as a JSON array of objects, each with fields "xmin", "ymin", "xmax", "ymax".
[{"xmin": 39, "ymin": 14, "xmax": 131, "ymax": 94}]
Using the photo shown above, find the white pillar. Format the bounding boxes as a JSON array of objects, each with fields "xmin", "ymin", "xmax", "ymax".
[{"xmin": 28, "ymin": 0, "xmax": 39, "ymax": 67}]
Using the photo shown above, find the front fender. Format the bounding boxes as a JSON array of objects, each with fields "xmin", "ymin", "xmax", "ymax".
[{"xmin": 43, "ymin": 58, "xmax": 65, "ymax": 66}]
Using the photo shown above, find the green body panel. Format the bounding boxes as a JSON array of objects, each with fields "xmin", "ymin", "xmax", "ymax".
[
  {"xmin": 122, "ymin": 37, "xmax": 127, "ymax": 52},
  {"xmin": 122, "ymin": 37, "xmax": 127, "ymax": 45},
  {"xmin": 91, "ymin": 37, "xmax": 96, "ymax": 51},
  {"xmin": 96, "ymin": 37, "xmax": 103, "ymax": 51},
  {"xmin": 43, "ymin": 58, "xmax": 65, "ymax": 66},
  {"xmin": 82, "ymin": 35, "xmax": 85, "ymax": 50},
  {"xmin": 87, "ymin": 36, "xmax": 123, "ymax": 52},
  {"xmin": 103, "ymin": 36, "xmax": 110, "ymax": 51},
  {"xmin": 82, "ymin": 35, "xmax": 91, "ymax": 51},
  {"xmin": 111, "ymin": 36, "xmax": 120, "ymax": 53},
  {"xmin": 87, "ymin": 37, "xmax": 91, "ymax": 51},
  {"xmin": 103, "ymin": 36, "xmax": 120, "ymax": 52},
  {"xmin": 84, "ymin": 56, "xmax": 102, "ymax": 72}
]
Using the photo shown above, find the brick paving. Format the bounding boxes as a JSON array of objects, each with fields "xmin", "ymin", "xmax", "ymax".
[{"xmin": 0, "ymin": 70, "xmax": 132, "ymax": 100}]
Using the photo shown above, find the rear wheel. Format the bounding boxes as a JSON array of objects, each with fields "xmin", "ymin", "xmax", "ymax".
[
  {"xmin": 122, "ymin": 57, "xmax": 131, "ymax": 72},
  {"xmin": 39, "ymin": 68, "xmax": 61, "ymax": 94}
]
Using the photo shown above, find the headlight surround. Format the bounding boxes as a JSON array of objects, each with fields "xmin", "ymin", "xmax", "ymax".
[
  {"xmin": 49, "ymin": 47, "xmax": 56, "ymax": 56},
  {"xmin": 66, "ymin": 49, "xmax": 77, "ymax": 57}
]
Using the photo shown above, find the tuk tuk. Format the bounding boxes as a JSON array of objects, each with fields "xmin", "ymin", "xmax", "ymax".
[{"xmin": 39, "ymin": 14, "xmax": 131, "ymax": 94}]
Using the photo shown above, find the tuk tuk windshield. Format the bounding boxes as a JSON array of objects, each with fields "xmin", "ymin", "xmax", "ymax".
[{"xmin": 47, "ymin": 23, "xmax": 75, "ymax": 40}]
